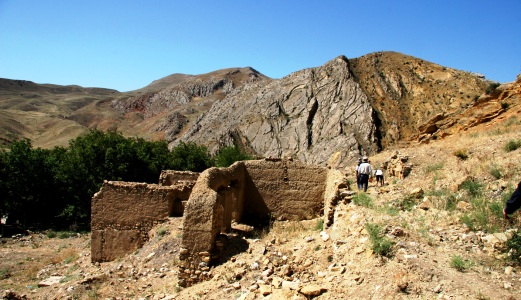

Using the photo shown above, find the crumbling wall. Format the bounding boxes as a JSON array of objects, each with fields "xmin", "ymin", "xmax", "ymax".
[
  {"xmin": 91, "ymin": 180, "xmax": 195, "ymax": 262},
  {"xmin": 179, "ymin": 163, "xmax": 246, "ymax": 285},
  {"xmin": 323, "ymin": 168, "xmax": 347, "ymax": 227},
  {"xmin": 90, "ymin": 158, "xmax": 337, "ymax": 286},
  {"xmin": 159, "ymin": 170, "xmax": 199, "ymax": 186},
  {"xmin": 178, "ymin": 158, "xmax": 329, "ymax": 287},
  {"xmin": 242, "ymin": 159, "xmax": 328, "ymax": 221}
]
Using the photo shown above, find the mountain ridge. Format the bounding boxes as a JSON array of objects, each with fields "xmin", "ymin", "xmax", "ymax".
[{"xmin": 0, "ymin": 52, "xmax": 516, "ymax": 168}]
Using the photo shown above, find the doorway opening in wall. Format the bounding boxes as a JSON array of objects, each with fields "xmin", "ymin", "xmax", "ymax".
[{"xmin": 169, "ymin": 198, "xmax": 185, "ymax": 217}]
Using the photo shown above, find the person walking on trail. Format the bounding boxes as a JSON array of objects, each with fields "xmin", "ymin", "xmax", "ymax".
[
  {"xmin": 375, "ymin": 167, "xmax": 384, "ymax": 187},
  {"xmin": 356, "ymin": 157, "xmax": 362, "ymax": 190},
  {"xmin": 504, "ymin": 181, "xmax": 521, "ymax": 219},
  {"xmin": 357, "ymin": 156, "xmax": 372, "ymax": 192}
]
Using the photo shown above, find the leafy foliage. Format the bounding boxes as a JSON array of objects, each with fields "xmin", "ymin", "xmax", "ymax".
[
  {"xmin": 352, "ymin": 193, "xmax": 373, "ymax": 208},
  {"xmin": 169, "ymin": 141, "xmax": 213, "ymax": 172},
  {"xmin": 506, "ymin": 229, "xmax": 521, "ymax": 264},
  {"xmin": 450, "ymin": 255, "xmax": 473, "ymax": 272},
  {"xmin": 365, "ymin": 222, "xmax": 394, "ymax": 257},
  {"xmin": 504, "ymin": 139, "xmax": 521, "ymax": 152},
  {"xmin": 214, "ymin": 145, "xmax": 253, "ymax": 167},
  {"xmin": 453, "ymin": 149, "xmax": 469, "ymax": 160}
]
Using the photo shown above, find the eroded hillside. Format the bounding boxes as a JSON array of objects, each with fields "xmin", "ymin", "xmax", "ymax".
[{"xmin": 0, "ymin": 52, "xmax": 510, "ymax": 168}]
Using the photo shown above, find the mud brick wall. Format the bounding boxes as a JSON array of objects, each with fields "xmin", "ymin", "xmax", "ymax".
[
  {"xmin": 159, "ymin": 170, "xmax": 200, "ymax": 186},
  {"xmin": 91, "ymin": 181, "xmax": 175, "ymax": 262},
  {"xmin": 179, "ymin": 159, "xmax": 329, "ymax": 287},
  {"xmin": 242, "ymin": 159, "xmax": 328, "ymax": 221}
]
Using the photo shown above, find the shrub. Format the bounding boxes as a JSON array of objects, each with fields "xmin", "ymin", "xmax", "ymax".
[
  {"xmin": 157, "ymin": 227, "xmax": 168, "ymax": 237},
  {"xmin": 504, "ymin": 139, "xmax": 521, "ymax": 152},
  {"xmin": 506, "ymin": 229, "xmax": 521, "ymax": 264},
  {"xmin": 460, "ymin": 197, "xmax": 504, "ymax": 232},
  {"xmin": 459, "ymin": 179, "xmax": 483, "ymax": 198},
  {"xmin": 486, "ymin": 82, "xmax": 500, "ymax": 95},
  {"xmin": 450, "ymin": 255, "xmax": 473, "ymax": 272},
  {"xmin": 365, "ymin": 223, "xmax": 394, "ymax": 257},
  {"xmin": 353, "ymin": 193, "xmax": 373, "ymax": 208},
  {"xmin": 424, "ymin": 162, "xmax": 444, "ymax": 173},
  {"xmin": 314, "ymin": 219, "xmax": 324, "ymax": 231},
  {"xmin": 453, "ymin": 149, "xmax": 469, "ymax": 160},
  {"xmin": 394, "ymin": 194, "xmax": 418, "ymax": 211},
  {"xmin": 0, "ymin": 268, "xmax": 11, "ymax": 279},
  {"xmin": 487, "ymin": 164, "xmax": 503, "ymax": 179}
]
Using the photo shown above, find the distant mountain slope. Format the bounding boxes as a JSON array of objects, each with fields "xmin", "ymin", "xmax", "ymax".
[{"xmin": 1, "ymin": 52, "xmax": 516, "ymax": 169}]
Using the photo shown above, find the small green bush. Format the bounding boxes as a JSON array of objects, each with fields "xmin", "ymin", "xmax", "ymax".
[
  {"xmin": 504, "ymin": 139, "xmax": 521, "ymax": 152},
  {"xmin": 157, "ymin": 227, "xmax": 168, "ymax": 237},
  {"xmin": 450, "ymin": 255, "xmax": 473, "ymax": 272},
  {"xmin": 424, "ymin": 162, "xmax": 444, "ymax": 173},
  {"xmin": 314, "ymin": 219, "xmax": 324, "ymax": 231},
  {"xmin": 47, "ymin": 231, "xmax": 57, "ymax": 238},
  {"xmin": 58, "ymin": 231, "xmax": 75, "ymax": 239},
  {"xmin": 460, "ymin": 197, "xmax": 504, "ymax": 232},
  {"xmin": 0, "ymin": 268, "xmax": 11, "ymax": 279},
  {"xmin": 353, "ymin": 193, "xmax": 373, "ymax": 208},
  {"xmin": 459, "ymin": 179, "xmax": 483, "ymax": 198},
  {"xmin": 487, "ymin": 164, "xmax": 503, "ymax": 179},
  {"xmin": 486, "ymin": 82, "xmax": 500, "ymax": 95},
  {"xmin": 453, "ymin": 149, "xmax": 469, "ymax": 160},
  {"xmin": 365, "ymin": 223, "xmax": 394, "ymax": 257},
  {"xmin": 506, "ymin": 229, "xmax": 521, "ymax": 264},
  {"xmin": 394, "ymin": 194, "xmax": 418, "ymax": 211}
]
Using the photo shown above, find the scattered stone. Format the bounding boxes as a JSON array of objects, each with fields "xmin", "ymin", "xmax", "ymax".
[
  {"xmin": 505, "ymin": 266, "xmax": 513, "ymax": 275},
  {"xmin": 456, "ymin": 201, "xmax": 472, "ymax": 211},
  {"xmin": 300, "ymin": 285, "xmax": 325, "ymax": 297},
  {"xmin": 38, "ymin": 276, "xmax": 65, "ymax": 287},
  {"xmin": 433, "ymin": 284, "xmax": 443, "ymax": 293},
  {"xmin": 282, "ymin": 280, "xmax": 300, "ymax": 290},
  {"xmin": 259, "ymin": 284, "xmax": 272, "ymax": 296}
]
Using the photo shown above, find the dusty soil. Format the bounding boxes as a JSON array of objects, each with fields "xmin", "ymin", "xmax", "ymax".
[{"xmin": 2, "ymin": 112, "xmax": 521, "ymax": 299}]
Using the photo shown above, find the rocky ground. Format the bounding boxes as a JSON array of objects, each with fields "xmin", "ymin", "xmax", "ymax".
[{"xmin": 2, "ymin": 112, "xmax": 521, "ymax": 299}]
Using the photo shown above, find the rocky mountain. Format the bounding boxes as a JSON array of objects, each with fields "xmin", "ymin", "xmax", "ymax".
[
  {"xmin": 175, "ymin": 52, "xmax": 502, "ymax": 167},
  {"xmin": 0, "ymin": 52, "xmax": 513, "ymax": 168}
]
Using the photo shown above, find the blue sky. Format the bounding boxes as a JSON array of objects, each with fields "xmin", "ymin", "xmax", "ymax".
[{"xmin": 1, "ymin": 1, "xmax": 520, "ymax": 92}]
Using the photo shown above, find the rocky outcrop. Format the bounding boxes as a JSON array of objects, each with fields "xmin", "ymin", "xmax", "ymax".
[{"xmin": 177, "ymin": 56, "xmax": 378, "ymax": 168}]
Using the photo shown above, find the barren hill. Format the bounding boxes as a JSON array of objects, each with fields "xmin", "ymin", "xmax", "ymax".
[{"xmin": 0, "ymin": 52, "xmax": 508, "ymax": 168}]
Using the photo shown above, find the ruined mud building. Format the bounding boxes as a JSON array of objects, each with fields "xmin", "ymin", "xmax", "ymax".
[{"xmin": 91, "ymin": 158, "xmax": 345, "ymax": 286}]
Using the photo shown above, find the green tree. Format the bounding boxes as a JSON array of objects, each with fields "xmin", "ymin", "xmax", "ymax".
[
  {"xmin": 214, "ymin": 145, "xmax": 253, "ymax": 167},
  {"xmin": 1, "ymin": 139, "xmax": 61, "ymax": 228},
  {"xmin": 169, "ymin": 141, "xmax": 213, "ymax": 172}
]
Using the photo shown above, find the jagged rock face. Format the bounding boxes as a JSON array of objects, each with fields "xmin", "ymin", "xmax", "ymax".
[{"xmin": 177, "ymin": 56, "xmax": 378, "ymax": 167}]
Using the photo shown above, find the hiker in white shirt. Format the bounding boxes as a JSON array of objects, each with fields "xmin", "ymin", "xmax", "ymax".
[
  {"xmin": 356, "ymin": 156, "xmax": 372, "ymax": 192},
  {"xmin": 375, "ymin": 168, "xmax": 384, "ymax": 187}
]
